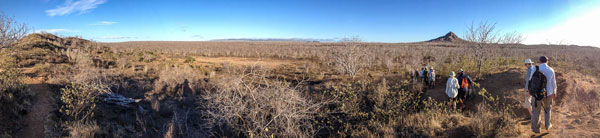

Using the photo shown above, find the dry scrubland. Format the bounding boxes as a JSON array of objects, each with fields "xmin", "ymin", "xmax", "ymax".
[{"xmin": 1, "ymin": 33, "xmax": 600, "ymax": 137}]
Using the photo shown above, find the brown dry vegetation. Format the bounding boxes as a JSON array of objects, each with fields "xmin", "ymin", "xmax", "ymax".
[{"xmin": 1, "ymin": 33, "xmax": 599, "ymax": 138}]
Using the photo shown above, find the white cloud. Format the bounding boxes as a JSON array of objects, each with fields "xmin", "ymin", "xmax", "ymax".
[
  {"xmin": 89, "ymin": 21, "xmax": 118, "ymax": 25},
  {"xmin": 35, "ymin": 29, "xmax": 78, "ymax": 33},
  {"xmin": 524, "ymin": 7, "xmax": 600, "ymax": 46},
  {"xmin": 45, "ymin": 0, "xmax": 107, "ymax": 16},
  {"xmin": 191, "ymin": 35, "xmax": 203, "ymax": 38}
]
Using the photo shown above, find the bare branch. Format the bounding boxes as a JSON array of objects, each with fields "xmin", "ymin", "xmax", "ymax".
[
  {"xmin": 0, "ymin": 11, "xmax": 29, "ymax": 48},
  {"xmin": 500, "ymin": 31, "xmax": 524, "ymax": 44},
  {"xmin": 329, "ymin": 36, "xmax": 366, "ymax": 79}
]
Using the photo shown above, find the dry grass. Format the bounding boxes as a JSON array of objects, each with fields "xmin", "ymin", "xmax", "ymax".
[
  {"xmin": 465, "ymin": 104, "xmax": 520, "ymax": 138},
  {"xmin": 66, "ymin": 121, "xmax": 102, "ymax": 138},
  {"xmin": 4, "ymin": 33, "xmax": 600, "ymax": 138}
]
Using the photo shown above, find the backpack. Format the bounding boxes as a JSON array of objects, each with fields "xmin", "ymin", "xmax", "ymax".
[
  {"xmin": 460, "ymin": 77, "xmax": 469, "ymax": 89},
  {"xmin": 528, "ymin": 66, "xmax": 547, "ymax": 101}
]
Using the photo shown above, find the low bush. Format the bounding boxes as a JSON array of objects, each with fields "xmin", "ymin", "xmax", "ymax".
[
  {"xmin": 465, "ymin": 104, "xmax": 520, "ymax": 137},
  {"xmin": 183, "ymin": 56, "xmax": 195, "ymax": 63},
  {"xmin": 0, "ymin": 67, "xmax": 32, "ymax": 137},
  {"xmin": 59, "ymin": 83, "xmax": 108, "ymax": 122}
]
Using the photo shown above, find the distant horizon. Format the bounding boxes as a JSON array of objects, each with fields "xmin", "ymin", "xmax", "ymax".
[
  {"xmin": 43, "ymin": 31, "xmax": 588, "ymax": 47},
  {"xmin": 4, "ymin": 0, "xmax": 600, "ymax": 46}
]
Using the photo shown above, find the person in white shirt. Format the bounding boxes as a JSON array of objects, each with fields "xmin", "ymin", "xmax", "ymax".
[
  {"xmin": 529, "ymin": 56, "xmax": 557, "ymax": 133},
  {"xmin": 446, "ymin": 71, "xmax": 459, "ymax": 109},
  {"xmin": 524, "ymin": 59, "xmax": 535, "ymax": 113},
  {"xmin": 428, "ymin": 67, "xmax": 436, "ymax": 88}
]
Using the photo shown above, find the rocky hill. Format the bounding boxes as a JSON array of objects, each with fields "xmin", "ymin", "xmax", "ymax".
[{"xmin": 427, "ymin": 31, "xmax": 467, "ymax": 43}]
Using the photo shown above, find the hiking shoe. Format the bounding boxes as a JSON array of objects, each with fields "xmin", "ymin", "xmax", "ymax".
[
  {"xmin": 546, "ymin": 124, "xmax": 552, "ymax": 130},
  {"xmin": 533, "ymin": 130, "xmax": 540, "ymax": 133}
]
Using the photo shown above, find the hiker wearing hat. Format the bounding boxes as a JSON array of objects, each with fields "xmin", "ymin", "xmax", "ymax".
[
  {"xmin": 456, "ymin": 69, "xmax": 473, "ymax": 109},
  {"xmin": 446, "ymin": 71, "xmax": 459, "ymax": 109},
  {"xmin": 529, "ymin": 56, "xmax": 557, "ymax": 133},
  {"xmin": 523, "ymin": 59, "xmax": 535, "ymax": 113}
]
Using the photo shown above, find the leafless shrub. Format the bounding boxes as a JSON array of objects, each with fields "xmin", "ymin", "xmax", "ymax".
[
  {"xmin": 499, "ymin": 31, "xmax": 524, "ymax": 45},
  {"xmin": 72, "ymin": 55, "xmax": 103, "ymax": 84},
  {"xmin": 464, "ymin": 21, "xmax": 500, "ymax": 76},
  {"xmin": 0, "ymin": 12, "xmax": 29, "ymax": 48},
  {"xmin": 328, "ymin": 36, "xmax": 367, "ymax": 78},
  {"xmin": 201, "ymin": 65, "xmax": 321, "ymax": 137},
  {"xmin": 464, "ymin": 21, "xmax": 525, "ymax": 76}
]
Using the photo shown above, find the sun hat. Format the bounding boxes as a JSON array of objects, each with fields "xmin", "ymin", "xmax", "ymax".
[
  {"xmin": 458, "ymin": 69, "xmax": 463, "ymax": 73},
  {"xmin": 449, "ymin": 71, "xmax": 455, "ymax": 77},
  {"xmin": 524, "ymin": 59, "xmax": 534, "ymax": 64}
]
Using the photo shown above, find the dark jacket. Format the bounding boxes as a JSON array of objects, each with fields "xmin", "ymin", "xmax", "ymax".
[{"xmin": 456, "ymin": 73, "xmax": 473, "ymax": 89}]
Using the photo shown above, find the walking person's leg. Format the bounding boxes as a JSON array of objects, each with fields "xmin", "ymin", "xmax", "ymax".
[
  {"xmin": 448, "ymin": 98, "xmax": 456, "ymax": 110},
  {"xmin": 543, "ymin": 96, "xmax": 554, "ymax": 130},
  {"xmin": 457, "ymin": 89, "xmax": 465, "ymax": 109},
  {"xmin": 430, "ymin": 79, "xmax": 434, "ymax": 88},
  {"xmin": 531, "ymin": 100, "xmax": 542, "ymax": 133}
]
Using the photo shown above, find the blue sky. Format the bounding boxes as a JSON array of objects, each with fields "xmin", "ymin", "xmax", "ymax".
[{"xmin": 1, "ymin": 0, "xmax": 599, "ymax": 46}]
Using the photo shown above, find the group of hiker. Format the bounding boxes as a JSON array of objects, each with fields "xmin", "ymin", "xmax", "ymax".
[
  {"xmin": 445, "ymin": 69, "xmax": 473, "ymax": 109},
  {"xmin": 410, "ymin": 66, "xmax": 436, "ymax": 88},
  {"xmin": 525, "ymin": 56, "xmax": 557, "ymax": 133},
  {"xmin": 444, "ymin": 56, "xmax": 557, "ymax": 133}
]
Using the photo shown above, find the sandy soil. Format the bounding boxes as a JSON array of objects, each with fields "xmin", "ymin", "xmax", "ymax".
[
  {"xmin": 17, "ymin": 69, "xmax": 54, "ymax": 138},
  {"xmin": 191, "ymin": 56, "xmax": 301, "ymax": 68}
]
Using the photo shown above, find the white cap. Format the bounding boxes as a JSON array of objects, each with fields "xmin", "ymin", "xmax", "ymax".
[
  {"xmin": 458, "ymin": 69, "xmax": 463, "ymax": 73},
  {"xmin": 524, "ymin": 59, "xmax": 534, "ymax": 64}
]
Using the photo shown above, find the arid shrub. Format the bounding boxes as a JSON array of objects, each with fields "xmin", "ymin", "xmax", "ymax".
[
  {"xmin": 327, "ymin": 37, "xmax": 368, "ymax": 79},
  {"xmin": 0, "ymin": 12, "xmax": 29, "ymax": 48},
  {"xmin": 465, "ymin": 105, "xmax": 520, "ymax": 138},
  {"xmin": 60, "ymin": 83, "xmax": 108, "ymax": 121},
  {"xmin": 319, "ymin": 77, "xmax": 433, "ymax": 137},
  {"xmin": 201, "ymin": 65, "xmax": 321, "ymax": 138},
  {"xmin": 0, "ymin": 68, "xmax": 32, "ymax": 137},
  {"xmin": 32, "ymin": 63, "xmax": 74, "ymax": 84},
  {"xmin": 183, "ymin": 56, "xmax": 195, "ymax": 63}
]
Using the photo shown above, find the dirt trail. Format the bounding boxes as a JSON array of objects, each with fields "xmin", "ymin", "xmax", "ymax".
[
  {"xmin": 424, "ymin": 68, "xmax": 600, "ymax": 137},
  {"xmin": 18, "ymin": 68, "xmax": 54, "ymax": 138}
]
